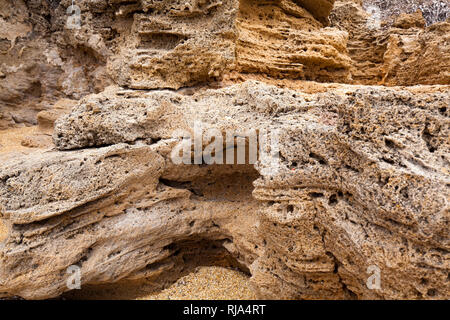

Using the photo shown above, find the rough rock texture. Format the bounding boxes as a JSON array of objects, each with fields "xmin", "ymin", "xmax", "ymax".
[
  {"xmin": 330, "ymin": 1, "xmax": 450, "ymax": 85},
  {"xmin": 364, "ymin": 0, "xmax": 449, "ymax": 26},
  {"xmin": 0, "ymin": 0, "xmax": 449, "ymax": 300},
  {"xmin": 109, "ymin": 0, "xmax": 351, "ymax": 87},
  {"xmin": 1, "ymin": 0, "xmax": 449, "ymax": 129},
  {"xmin": 108, "ymin": 0, "xmax": 239, "ymax": 90},
  {"xmin": 236, "ymin": 0, "xmax": 351, "ymax": 82},
  {"xmin": 1, "ymin": 81, "xmax": 449, "ymax": 299},
  {"xmin": 0, "ymin": 0, "xmax": 113, "ymax": 129},
  {"xmin": 380, "ymin": 18, "xmax": 450, "ymax": 86},
  {"xmin": 0, "ymin": 142, "xmax": 261, "ymax": 298}
]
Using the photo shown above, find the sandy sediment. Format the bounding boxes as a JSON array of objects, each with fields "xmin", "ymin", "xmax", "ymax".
[{"xmin": 62, "ymin": 267, "xmax": 257, "ymax": 300}]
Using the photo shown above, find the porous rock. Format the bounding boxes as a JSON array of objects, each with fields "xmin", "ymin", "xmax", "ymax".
[
  {"xmin": 1, "ymin": 81, "xmax": 449, "ymax": 299},
  {"xmin": 0, "ymin": 0, "xmax": 449, "ymax": 301}
]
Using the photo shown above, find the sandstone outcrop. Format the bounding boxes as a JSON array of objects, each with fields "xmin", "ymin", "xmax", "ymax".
[
  {"xmin": 330, "ymin": 1, "xmax": 450, "ymax": 85},
  {"xmin": 108, "ymin": 0, "xmax": 238, "ymax": 90},
  {"xmin": 1, "ymin": 0, "xmax": 448, "ymax": 129},
  {"xmin": 236, "ymin": 0, "xmax": 352, "ymax": 82},
  {"xmin": 1, "ymin": 81, "xmax": 449, "ymax": 299},
  {"xmin": 109, "ymin": 0, "xmax": 351, "ymax": 87},
  {"xmin": 0, "ymin": 0, "xmax": 449, "ymax": 300}
]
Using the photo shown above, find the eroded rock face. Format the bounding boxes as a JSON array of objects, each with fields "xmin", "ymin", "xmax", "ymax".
[
  {"xmin": 0, "ymin": 0, "xmax": 449, "ymax": 300},
  {"xmin": 0, "ymin": 142, "xmax": 261, "ymax": 299},
  {"xmin": 1, "ymin": 0, "xmax": 448, "ymax": 129},
  {"xmin": 0, "ymin": 0, "xmax": 348, "ymax": 129},
  {"xmin": 109, "ymin": 0, "xmax": 352, "ymax": 87},
  {"xmin": 236, "ymin": 0, "xmax": 351, "ymax": 82},
  {"xmin": 0, "ymin": 0, "xmax": 114, "ymax": 129},
  {"xmin": 330, "ymin": 1, "xmax": 450, "ymax": 85},
  {"xmin": 381, "ymin": 19, "xmax": 450, "ymax": 86},
  {"xmin": 1, "ymin": 81, "xmax": 449, "ymax": 299},
  {"xmin": 108, "ymin": 0, "xmax": 239, "ymax": 90}
]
